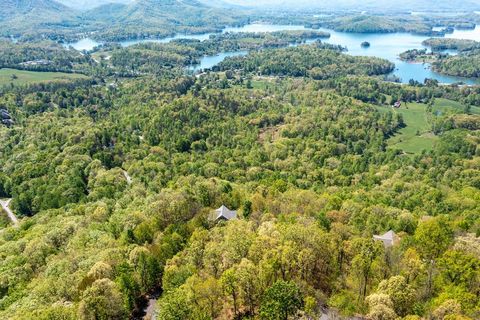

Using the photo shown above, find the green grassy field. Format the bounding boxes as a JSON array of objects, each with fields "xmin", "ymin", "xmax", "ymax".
[
  {"xmin": 386, "ymin": 102, "xmax": 438, "ymax": 154},
  {"xmin": 0, "ymin": 68, "xmax": 88, "ymax": 86},
  {"xmin": 378, "ymin": 98, "xmax": 476, "ymax": 154},
  {"xmin": 249, "ymin": 79, "xmax": 271, "ymax": 90},
  {"xmin": 379, "ymin": 99, "xmax": 474, "ymax": 154},
  {"xmin": 433, "ymin": 98, "xmax": 480, "ymax": 115}
]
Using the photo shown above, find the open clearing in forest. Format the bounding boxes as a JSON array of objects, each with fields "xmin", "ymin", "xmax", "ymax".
[
  {"xmin": 0, "ymin": 68, "xmax": 88, "ymax": 86},
  {"xmin": 380, "ymin": 98, "xmax": 478, "ymax": 154}
]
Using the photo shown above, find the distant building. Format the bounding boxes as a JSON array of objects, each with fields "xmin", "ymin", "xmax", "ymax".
[
  {"xmin": 373, "ymin": 230, "xmax": 399, "ymax": 247},
  {"xmin": 1, "ymin": 109, "xmax": 11, "ymax": 119},
  {"xmin": 19, "ymin": 59, "xmax": 51, "ymax": 66},
  {"xmin": 2, "ymin": 119, "xmax": 14, "ymax": 127},
  {"xmin": 210, "ymin": 205, "xmax": 237, "ymax": 221},
  {"xmin": 0, "ymin": 109, "xmax": 13, "ymax": 127}
]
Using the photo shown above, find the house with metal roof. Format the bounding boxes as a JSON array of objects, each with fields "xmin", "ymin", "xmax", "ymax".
[
  {"xmin": 1, "ymin": 109, "xmax": 11, "ymax": 120},
  {"xmin": 210, "ymin": 205, "xmax": 237, "ymax": 221},
  {"xmin": 373, "ymin": 230, "xmax": 398, "ymax": 247},
  {"xmin": 392, "ymin": 101, "xmax": 402, "ymax": 108}
]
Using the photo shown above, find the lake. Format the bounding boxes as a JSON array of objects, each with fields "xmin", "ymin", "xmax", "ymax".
[
  {"xmin": 66, "ymin": 24, "xmax": 480, "ymax": 85},
  {"xmin": 66, "ymin": 38, "xmax": 101, "ymax": 51},
  {"xmin": 188, "ymin": 51, "xmax": 249, "ymax": 73},
  {"xmin": 121, "ymin": 24, "xmax": 313, "ymax": 47},
  {"xmin": 119, "ymin": 33, "xmax": 213, "ymax": 47},
  {"xmin": 312, "ymin": 27, "xmax": 480, "ymax": 85}
]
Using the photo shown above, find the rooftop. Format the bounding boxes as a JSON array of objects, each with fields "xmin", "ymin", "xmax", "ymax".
[
  {"xmin": 211, "ymin": 205, "xmax": 237, "ymax": 221},
  {"xmin": 373, "ymin": 230, "xmax": 398, "ymax": 247}
]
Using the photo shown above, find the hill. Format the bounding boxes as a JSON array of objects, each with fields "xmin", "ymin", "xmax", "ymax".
[
  {"xmin": 57, "ymin": 0, "xmax": 133, "ymax": 10},
  {"xmin": 36, "ymin": 0, "xmax": 480, "ymax": 12},
  {"xmin": 84, "ymin": 0, "xmax": 247, "ymax": 41},
  {"xmin": 0, "ymin": 0, "xmax": 245, "ymax": 40},
  {"xmin": 0, "ymin": 61, "xmax": 478, "ymax": 319},
  {"xmin": 115, "ymin": 0, "xmax": 240, "ymax": 27},
  {"xmin": 0, "ymin": 0, "xmax": 69, "ymax": 19},
  {"xmin": 0, "ymin": 0, "xmax": 77, "ymax": 36}
]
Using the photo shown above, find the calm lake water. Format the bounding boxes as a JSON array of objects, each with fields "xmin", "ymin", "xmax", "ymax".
[
  {"xmin": 66, "ymin": 24, "xmax": 480, "ymax": 85},
  {"xmin": 119, "ymin": 33, "xmax": 213, "ymax": 47},
  {"xmin": 120, "ymin": 24, "xmax": 312, "ymax": 47},
  {"xmin": 313, "ymin": 27, "xmax": 480, "ymax": 85},
  {"xmin": 67, "ymin": 38, "xmax": 101, "ymax": 51},
  {"xmin": 188, "ymin": 51, "xmax": 249, "ymax": 73}
]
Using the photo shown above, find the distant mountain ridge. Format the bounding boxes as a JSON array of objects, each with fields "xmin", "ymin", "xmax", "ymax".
[
  {"xmin": 3, "ymin": 0, "xmax": 478, "ymax": 41},
  {"xmin": 56, "ymin": 0, "xmax": 133, "ymax": 10},
  {"xmin": 85, "ymin": 0, "xmax": 241, "ymax": 28},
  {"xmin": 0, "ymin": 0, "xmax": 78, "ymax": 35},
  {"xmin": 58, "ymin": 0, "xmax": 241, "ymax": 10},
  {"xmin": 0, "ymin": 0, "xmax": 71, "ymax": 19},
  {"xmin": 215, "ymin": 0, "xmax": 480, "ymax": 11}
]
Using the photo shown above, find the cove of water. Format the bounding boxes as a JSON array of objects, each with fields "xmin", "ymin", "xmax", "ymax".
[
  {"xmin": 188, "ymin": 51, "xmax": 249, "ymax": 73},
  {"xmin": 120, "ymin": 33, "xmax": 213, "ymax": 47},
  {"xmin": 120, "ymin": 24, "xmax": 312, "ymax": 47},
  {"xmin": 312, "ymin": 27, "xmax": 480, "ymax": 85},
  {"xmin": 445, "ymin": 27, "xmax": 480, "ymax": 41},
  {"xmin": 66, "ymin": 38, "xmax": 101, "ymax": 51},
  {"xmin": 66, "ymin": 24, "xmax": 312, "ymax": 50},
  {"xmin": 66, "ymin": 24, "xmax": 480, "ymax": 85}
]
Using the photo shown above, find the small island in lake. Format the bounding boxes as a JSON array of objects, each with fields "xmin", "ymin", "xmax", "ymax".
[{"xmin": 361, "ymin": 41, "xmax": 370, "ymax": 48}]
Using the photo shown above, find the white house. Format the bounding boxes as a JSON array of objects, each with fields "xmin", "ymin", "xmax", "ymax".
[
  {"xmin": 373, "ymin": 230, "xmax": 398, "ymax": 247},
  {"xmin": 210, "ymin": 205, "xmax": 237, "ymax": 221}
]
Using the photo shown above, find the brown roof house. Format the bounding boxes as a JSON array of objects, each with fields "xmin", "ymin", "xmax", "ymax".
[
  {"xmin": 373, "ymin": 230, "xmax": 399, "ymax": 248},
  {"xmin": 210, "ymin": 205, "xmax": 237, "ymax": 222}
]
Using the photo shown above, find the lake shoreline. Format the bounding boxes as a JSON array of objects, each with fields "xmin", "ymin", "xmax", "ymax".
[{"xmin": 65, "ymin": 24, "xmax": 480, "ymax": 85}]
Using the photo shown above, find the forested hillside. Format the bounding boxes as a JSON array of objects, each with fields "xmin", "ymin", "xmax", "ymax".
[
  {"xmin": 0, "ymin": 2, "xmax": 480, "ymax": 318},
  {"xmin": 218, "ymin": 46, "xmax": 394, "ymax": 78},
  {"xmin": 57, "ymin": 0, "xmax": 133, "ymax": 10},
  {"xmin": 0, "ymin": 0, "xmax": 70, "ymax": 20},
  {"xmin": 0, "ymin": 40, "xmax": 93, "ymax": 73},
  {"xmin": 84, "ymin": 0, "xmax": 247, "ymax": 41},
  {"xmin": 0, "ymin": 41, "xmax": 479, "ymax": 319},
  {"xmin": 2, "ymin": 0, "xmax": 480, "ymax": 43},
  {"xmin": 431, "ymin": 51, "xmax": 480, "ymax": 78},
  {"xmin": 0, "ymin": 0, "xmax": 77, "ymax": 37},
  {"xmin": 0, "ymin": 0, "xmax": 248, "ymax": 42}
]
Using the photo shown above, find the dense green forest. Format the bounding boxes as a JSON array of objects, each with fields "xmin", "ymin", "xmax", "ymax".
[
  {"xmin": 2, "ymin": 0, "xmax": 480, "ymax": 43},
  {"xmin": 397, "ymin": 38, "xmax": 480, "ymax": 79},
  {"xmin": 422, "ymin": 38, "xmax": 480, "ymax": 52},
  {"xmin": 0, "ymin": 0, "xmax": 248, "ymax": 42},
  {"xmin": 218, "ymin": 46, "xmax": 394, "ymax": 79},
  {"xmin": 320, "ymin": 15, "xmax": 432, "ymax": 34},
  {"xmin": 431, "ymin": 50, "xmax": 480, "ymax": 78},
  {"xmin": 0, "ymin": 32, "xmax": 335, "ymax": 80},
  {"xmin": 0, "ymin": 40, "xmax": 479, "ymax": 320},
  {"xmin": 105, "ymin": 32, "xmax": 332, "ymax": 76},
  {"xmin": 0, "ymin": 3, "xmax": 480, "ymax": 319},
  {"xmin": 0, "ymin": 40, "xmax": 93, "ymax": 73}
]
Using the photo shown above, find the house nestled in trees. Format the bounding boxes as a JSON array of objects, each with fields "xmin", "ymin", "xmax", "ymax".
[
  {"xmin": 0, "ymin": 108, "xmax": 13, "ymax": 127},
  {"xmin": 210, "ymin": 205, "xmax": 237, "ymax": 221},
  {"xmin": 373, "ymin": 230, "xmax": 399, "ymax": 247}
]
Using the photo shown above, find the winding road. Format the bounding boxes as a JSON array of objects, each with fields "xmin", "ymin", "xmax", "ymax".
[{"xmin": 0, "ymin": 199, "xmax": 19, "ymax": 227}]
